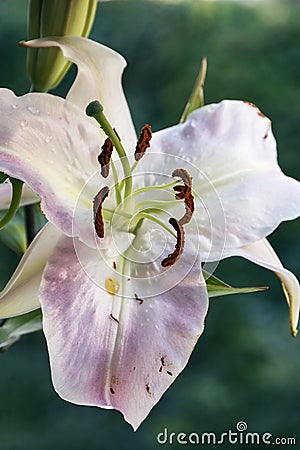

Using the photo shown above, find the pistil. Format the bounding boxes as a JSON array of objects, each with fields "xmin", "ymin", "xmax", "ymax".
[{"xmin": 86, "ymin": 100, "xmax": 133, "ymax": 199}]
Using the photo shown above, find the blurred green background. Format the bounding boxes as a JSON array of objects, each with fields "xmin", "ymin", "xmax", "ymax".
[{"xmin": 0, "ymin": 0, "xmax": 300, "ymax": 449}]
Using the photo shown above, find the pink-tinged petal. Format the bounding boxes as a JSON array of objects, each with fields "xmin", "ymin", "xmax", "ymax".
[
  {"xmin": 40, "ymin": 234, "xmax": 208, "ymax": 430},
  {"xmin": 0, "ymin": 223, "xmax": 62, "ymax": 318},
  {"xmin": 0, "ymin": 181, "xmax": 39, "ymax": 210},
  {"xmin": 24, "ymin": 37, "xmax": 137, "ymax": 153},
  {"xmin": 150, "ymin": 100, "xmax": 300, "ymax": 257},
  {"xmin": 0, "ymin": 88, "xmax": 102, "ymax": 242},
  {"xmin": 223, "ymin": 238, "xmax": 299, "ymax": 336}
]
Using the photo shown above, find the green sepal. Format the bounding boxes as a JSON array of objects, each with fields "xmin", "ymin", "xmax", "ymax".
[
  {"xmin": 0, "ymin": 209, "xmax": 26, "ymax": 255},
  {"xmin": 27, "ymin": 0, "xmax": 98, "ymax": 92},
  {"xmin": 180, "ymin": 57, "xmax": 207, "ymax": 123},
  {"xmin": 203, "ymin": 270, "xmax": 268, "ymax": 298},
  {"xmin": 0, "ymin": 172, "xmax": 9, "ymax": 183},
  {"xmin": 0, "ymin": 309, "xmax": 42, "ymax": 352}
]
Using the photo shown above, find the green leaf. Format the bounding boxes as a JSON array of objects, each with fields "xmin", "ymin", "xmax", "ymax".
[
  {"xmin": 0, "ymin": 309, "xmax": 42, "ymax": 351},
  {"xmin": 180, "ymin": 56, "xmax": 207, "ymax": 123},
  {"xmin": 0, "ymin": 209, "xmax": 27, "ymax": 254},
  {"xmin": 203, "ymin": 270, "xmax": 268, "ymax": 298}
]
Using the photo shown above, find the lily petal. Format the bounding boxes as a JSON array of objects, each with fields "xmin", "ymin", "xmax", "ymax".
[
  {"xmin": 223, "ymin": 238, "xmax": 300, "ymax": 336},
  {"xmin": 0, "ymin": 223, "xmax": 62, "ymax": 318},
  {"xmin": 0, "ymin": 181, "xmax": 39, "ymax": 210},
  {"xmin": 24, "ymin": 37, "xmax": 137, "ymax": 153},
  {"xmin": 149, "ymin": 100, "xmax": 300, "ymax": 258},
  {"xmin": 0, "ymin": 88, "xmax": 102, "ymax": 242},
  {"xmin": 39, "ymin": 234, "xmax": 208, "ymax": 430}
]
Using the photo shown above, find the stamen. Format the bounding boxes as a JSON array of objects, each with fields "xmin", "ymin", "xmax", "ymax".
[
  {"xmin": 93, "ymin": 186, "xmax": 109, "ymax": 238},
  {"xmin": 98, "ymin": 137, "xmax": 113, "ymax": 178},
  {"xmin": 172, "ymin": 168, "xmax": 195, "ymax": 225},
  {"xmin": 161, "ymin": 218, "xmax": 185, "ymax": 267},
  {"xmin": 134, "ymin": 124, "xmax": 152, "ymax": 161}
]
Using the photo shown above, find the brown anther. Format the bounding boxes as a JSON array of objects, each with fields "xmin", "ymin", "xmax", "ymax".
[
  {"xmin": 146, "ymin": 383, "xmax": 151, "ymax": 394},
  {"xmin": 172, "ymin": 168, "xmax": 192, "ymax": 188},
  {"xmin": 167, "ymin": 371, "xmax": 173, "ymax": 376},
  {"xmin": 172, "ymin": 168, "xmax": 194, "ymax": 225},
  {"xmin": 134, "ymin": 124, "xmax": 152, "ymax": 161},
  {"xmin": 98, "ymin": 138, "xmax": 113, "ymax": 178},
  {"xmin": 113, "ymin": 261, "xmax": 117, "ymax": 270},
  {"xmin": 110, "ymin": 387, "xmax": 115, "ymax": 394},
  {"xmin": 161, "ymin": 218, "xmax": 185, "ymax": 267},
  {"xmin": 93, "ymin": 186, "xmax": 109, "ymax": 238},
  {"xmin": 97, "ymin": 128, "xmax": 120, "ymax": 178}
]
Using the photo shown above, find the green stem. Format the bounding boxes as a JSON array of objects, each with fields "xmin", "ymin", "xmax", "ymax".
[
  {"xmin": 132, "ymin": 180, "xmax": 177, "ymax": 196},
  {"xmin": 130, "ymin": 160, "xmax": 139, "ymax": 173},
  {"xmin": 24, "ymin": 204, "xmax": 36, "ymax": 246},
  {"xmin": 102, "ymin": 208, "xmax": 132, "ymax": 220},
  {"xmin": 111, "ymin": 160, "xmax": 122, "ymax": 205},
  {"xmin": 135, "ymin": 199, "xmax": 179, "ymax": 211},
  {"xmin": 0, "ymin": 179, "xmax": 23, "ymax": 230},
  {"xmin": 130, "ymin": 212, "xmax": 176, "ymax": 238},
  {"xmin": 0, "ymin": 172, "xmax": 9, "ymax": 183}
]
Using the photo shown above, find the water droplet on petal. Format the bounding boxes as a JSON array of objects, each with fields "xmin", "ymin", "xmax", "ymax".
[
  {"xmin": 105, "ymin": 277, "xmax": 120, "ymax": 295},
  {"xmin": 27, "ymin": 105, "xmax": 40, "ymax": 115},
  {"xmin": 45, "ymin": 135, "xmax": 53, "ymax": 144},
  {"xmin": 20, "ymin": 120, "xmax": 28, "ymax": 128}
]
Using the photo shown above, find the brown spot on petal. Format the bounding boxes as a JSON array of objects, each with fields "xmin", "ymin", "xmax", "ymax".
[
  {"xmin": 159, "ymin": 355, "xmax": 167, "ymax": 372},
  {"xmin": 243, "ymin": 100, "xmax": 265, "ymax": 118},
  {"xmin": 161, "ymin": 218, "xmax": 185, "ymax": 267},
  {"xmin": 110, "ymin": 313, "xmax": 119, "ymax": 324},
  {"xmin": 134, "ymin": 293, "xmax": 144, "ymax": 304},
  {"xmin": 134, "ymin": 124, "xmax": 152, "ymax": 161},
  {"xmin": 93, "ymin": 186, "xmax": 109, "ymax": 238},
  {"xmin": 110, "ymin": 387, "xmax": 115, "ymax": 394}
]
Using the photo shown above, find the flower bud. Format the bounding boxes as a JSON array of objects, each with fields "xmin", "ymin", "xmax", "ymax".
[{"xmin": 27, "ymin": 0, "xmax": 98, "ymax": 92}]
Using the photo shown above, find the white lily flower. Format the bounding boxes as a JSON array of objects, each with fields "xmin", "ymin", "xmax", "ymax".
[{"xmin": 0, "ymin": 37, "xmax": 299, "ymax": 429}]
